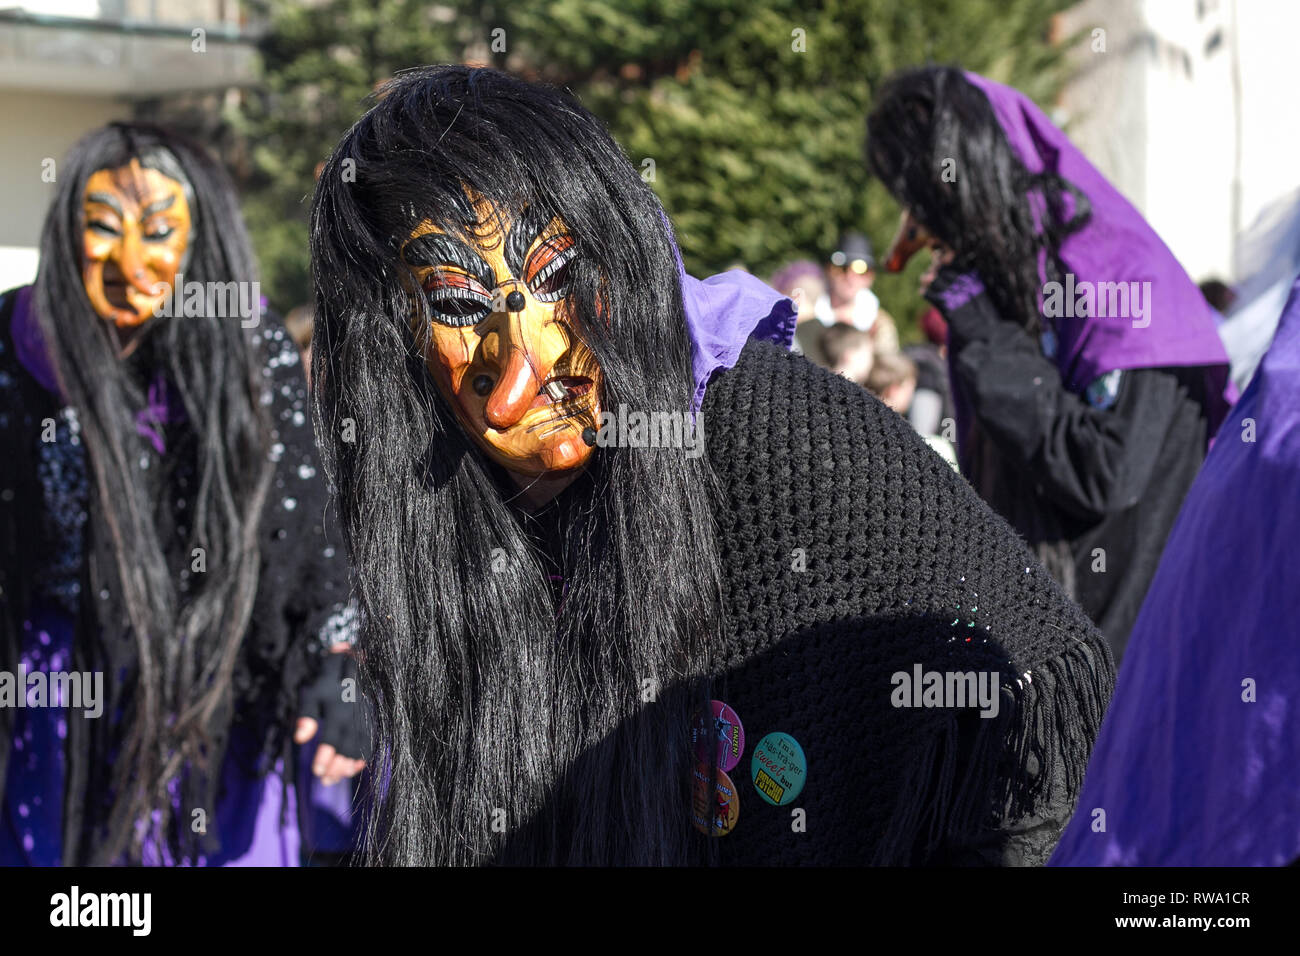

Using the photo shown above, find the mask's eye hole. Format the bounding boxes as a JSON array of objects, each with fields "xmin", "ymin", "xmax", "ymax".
[
  {"xmin": 144, "ymin": 224, "xmax": 175, "ymax": 241},
  {"xmin": 88, "ymin": 220, "xmax": 120, "ymax": 237},
  {"xmin": 423, "ymin": 272, "xmax": 492, "ymax": 328},
  {"xmin": 524, "ymin": 234, "xmax": 576, "ymax": 303}
]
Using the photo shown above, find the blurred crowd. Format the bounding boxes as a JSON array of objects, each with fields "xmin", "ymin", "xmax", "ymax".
[{"xmin": 769, "ymin": 235, "xmax": 957, "ymax": 468}]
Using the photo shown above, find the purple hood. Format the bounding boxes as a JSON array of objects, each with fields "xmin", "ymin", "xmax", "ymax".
[
  {"xmin": 966, "ymin": 72, "xmax": 1235, "ymax": 434},
  {"xmin": 663, "ymin": 219, "xmax": 796, "ymax": 413}
]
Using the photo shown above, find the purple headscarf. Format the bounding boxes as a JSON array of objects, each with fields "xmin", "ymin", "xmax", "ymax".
[
  {"xmin": 965, "ymin": 72, "xmax": 1235, "ymax": 434},
  {"xmin": 1050, "ymin": 273, "xmax": 1300, "ymax": 867},
  {"xmin": 661, "ymin": 216, "xmax": 796, "ymax": 413}
]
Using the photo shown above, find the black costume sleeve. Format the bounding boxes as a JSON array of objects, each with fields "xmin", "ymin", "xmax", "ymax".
[
  {"xmin": 298, "ymin": 650, "xmax": 371, "ymax": 762},
  {"xmin": 927, "ymin": 267, "xmax": 1186, "ymax": 522},
  {"xmin": 239, "ymin": 316, "xmax": 359, "ymax": 756}
]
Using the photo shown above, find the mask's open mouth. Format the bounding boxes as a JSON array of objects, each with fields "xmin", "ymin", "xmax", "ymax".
[
  {"xmin": 531, "ymin": 375, "xmax": 594, "ymax": 410},
  {"xmin": 101, "ymin": 261, "xmax": 134, "ymax": 311}
]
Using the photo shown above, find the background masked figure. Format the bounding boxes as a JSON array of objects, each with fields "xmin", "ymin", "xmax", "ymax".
[
  {"xmin": 868, "ymin": 67, "xmax": 1235, "ymax": 663},
  {"xmin": 0, "ymin": 123, "xmax": 362, "ymax": 866},
  {"xmin": 311, "ymin": 65, "xmax": 1113, "ymax": 867}
]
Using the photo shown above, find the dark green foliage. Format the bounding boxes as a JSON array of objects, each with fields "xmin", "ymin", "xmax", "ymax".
[{"xmin": 240, "ymin": 0, "xmax": 1072, "ymax": 341}]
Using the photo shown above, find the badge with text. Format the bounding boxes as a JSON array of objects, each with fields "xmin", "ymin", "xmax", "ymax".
[
  {"xmin": 750, "ymin": 732, "xmax": 806, "ymax": 807},
  {"xmin": 692, "ymin": 699, "xmax": 745, "ymax": 773},
  {"xmin": 691, "ymin": 762, "xmax": 739, "ymax": 836}
]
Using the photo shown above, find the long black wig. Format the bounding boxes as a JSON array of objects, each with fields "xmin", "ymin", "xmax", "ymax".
[
  {"xmin": 866, "ymin": 66, "xmax": 1091, "ymax": 337},
  {"xmin": 310, "ymin": 65, "xmax": 726, "ymax": 865},
  {"xmin": 30, "ymin": 123, "xmax": 273, "ymax": 863}
]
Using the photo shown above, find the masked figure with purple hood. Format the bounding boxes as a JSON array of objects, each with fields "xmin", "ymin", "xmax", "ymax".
[
  {"xmin": 0, "ymin": 123, "xmax": 365, "ymax": 865},
  {"xmin": 1051, "ymin": 274, "xmax": 1300, "ymax": 867},
  {"xmin": 868, "ymin": 67, "xmax": 1235, "ymax": 664},
  {"xmin": 310, "ymin": 65, "xmax": 1113, "ymax": 866}
]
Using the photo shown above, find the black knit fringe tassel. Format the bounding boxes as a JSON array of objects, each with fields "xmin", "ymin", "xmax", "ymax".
[{"xmin": 873, "ymin": 636, "xmax": 1115, "ymax": 865}]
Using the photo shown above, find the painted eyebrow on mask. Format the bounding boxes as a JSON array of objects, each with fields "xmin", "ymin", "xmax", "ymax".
[
  {"xmin": 142, "ymin": 194, "xmax": 177, "ymax": 217},
  {"xmin": 401, "ymin": 233, "xmax": 495, "ymax": 288},
  {"xmin": 505, "ymin": 203, "xmax": 559, "ymax": 278},
  {"xmin": 86, "ymin": 192, "xmax": 124, "ymax": 216}
]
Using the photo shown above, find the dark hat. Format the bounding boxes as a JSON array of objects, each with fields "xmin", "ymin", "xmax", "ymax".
[{"xmin": 831, "ymin": 231, "xmax": 875, "ymax": 271}]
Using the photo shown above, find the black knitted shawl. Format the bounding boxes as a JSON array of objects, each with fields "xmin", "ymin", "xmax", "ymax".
[{"xmin": 698, "ymin": 340, "xmax": 1114, "ymax": 865}]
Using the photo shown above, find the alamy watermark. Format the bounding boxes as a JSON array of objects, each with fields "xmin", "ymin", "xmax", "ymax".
[
  {"xmin": 595, "ymin": 403, "xmax": 704, "ymax": 458},
  {"xmin": 151, "ymin": 273, "xmax": 262, "ymax": 328},
  {"xmin": 1042, "ymin": 273, "xmax": 1151, "ymax": 328},
  {"xmin": 890, "ymin": 664, "xmax": 1000, "ymax": 719},
  {"xmin": 0, "ymin": 666, "xmax": 104, "ymax": 718},
  {"xmin": 50, "ymin": 886, "xmax": 150, "ymax": 936}
]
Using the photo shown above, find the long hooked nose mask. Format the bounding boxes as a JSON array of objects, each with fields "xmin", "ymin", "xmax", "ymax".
[{"xmin": 403, "ymin": 197, "xmax": 601, "ymax": 477}]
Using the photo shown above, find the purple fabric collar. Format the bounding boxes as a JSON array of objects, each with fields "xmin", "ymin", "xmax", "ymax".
[
  {"xmin": 11, "ymin": 286, "xmax": 60, "ymax": 397},
  {"xmin": 1050, "ymin": 274, "xmax": 1300, "ymax": 866},
  {"xmin": 10, "ymin": 284, "xmax": 181, "ymax": 453},
  {"xmin": 664, "ymin": 218, "xmax": 796, "ymax": 413},
  {"xmin": 965, "ymin": 72, "xmax": 1235, "ymax": 433}
]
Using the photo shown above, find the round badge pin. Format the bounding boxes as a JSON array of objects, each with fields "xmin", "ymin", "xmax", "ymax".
[
  {"xmin": 692, "ymin": 699, "xmax": 745, "ymax": 773},
  {"xmin": 750, "ymin": 732, "xmax": 807, "ymax": 807},
  {"xmin": 691, "ymin": 763, "xmax": 740, "ymax": 836}
]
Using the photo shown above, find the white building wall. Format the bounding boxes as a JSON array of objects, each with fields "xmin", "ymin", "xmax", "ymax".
[
  {"xmin": 0, "ymin": 0, "xmax": 257, "ymax": 290},
  {"xmin": 1231, "ymin": 0, "xmax": 1300, "ymax": 276},
  {"xmin": 1139, "ymin": 0, "xmax": 1236, "ymax": 282},
  {"xmin": 0, "ymin": 90, "xmax": 127, "ymax": 291},
  {"xmin": 1060, "ymin": 0, "xmax": 1300, "ymax": 286}
]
